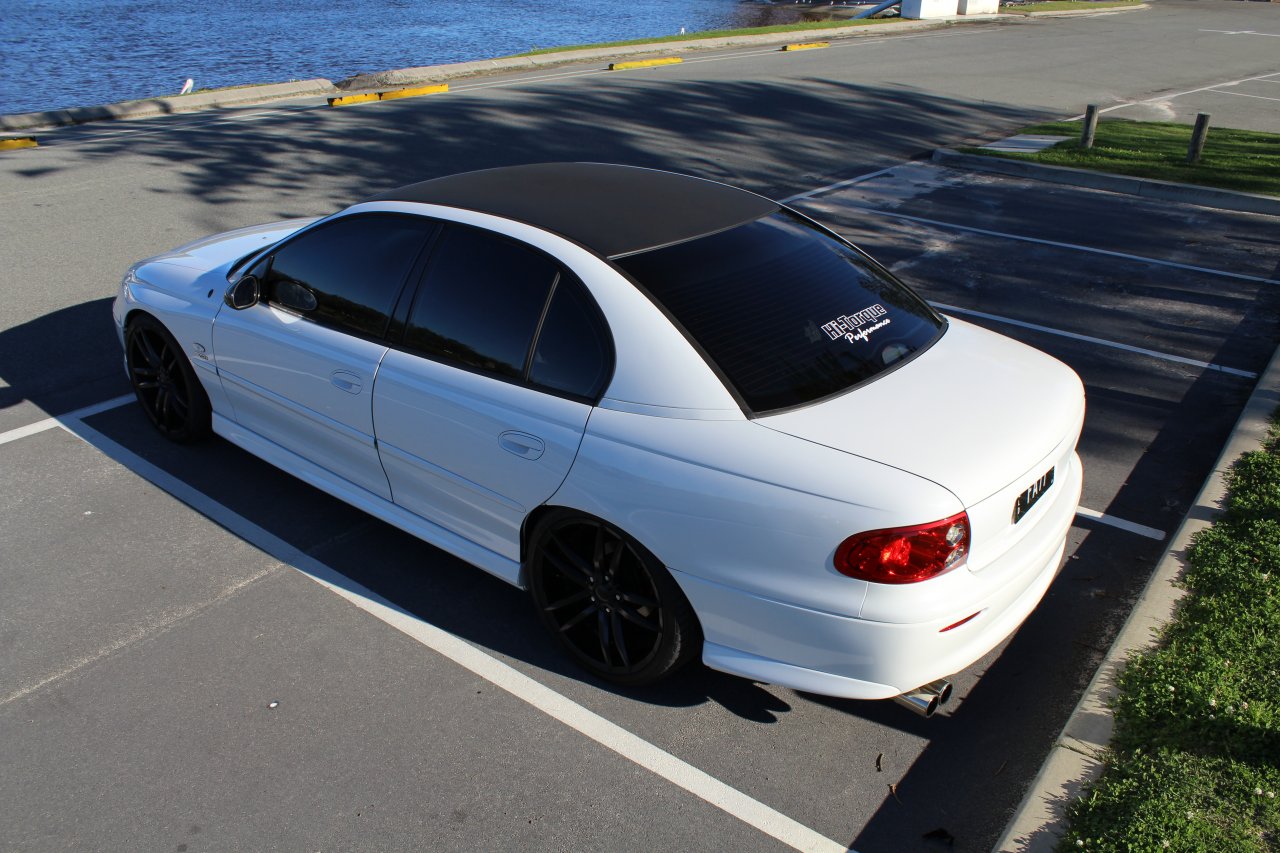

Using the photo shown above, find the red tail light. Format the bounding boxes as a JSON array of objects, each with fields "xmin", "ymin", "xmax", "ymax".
[{"xmin": 835, "ymin": 512, "xmax": 970, "ymax": 584}]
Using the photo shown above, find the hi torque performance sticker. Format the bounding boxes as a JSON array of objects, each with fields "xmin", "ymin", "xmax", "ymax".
[{"xmin": 821, "ymin": 304, "xmax": 891, "ymax": 344}]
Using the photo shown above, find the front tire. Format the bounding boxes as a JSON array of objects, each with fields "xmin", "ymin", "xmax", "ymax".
[
  {"xmin": 528, "ymin": 510, "xmax": 701, "ymax": 686},
  {"xmin": 125, "ymin": 313, "xmax": 211, "ymax": 443}
]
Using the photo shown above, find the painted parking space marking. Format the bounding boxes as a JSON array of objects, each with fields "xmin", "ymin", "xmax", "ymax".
[
  {"xmin": 933, "ymin": 302, "xmax": 1259, "ymax": 379},
  {"xmin": 794, "ymin": 200, "xmax": 1280, "ymax": 286},
  {"xmin": 1075, "ymin": 507, "xmax": 1165, "ymax": 541},
  {"xmin": 1207, "ymin": 90, "xmax": 1280, "ymax": 104},
  {"xmin": 1199, "ymin": 29, "xmax": 1280, "ymax": 38},
  {"xmin": 40, "ymin": 409, "xmax": 851, "ymax": 853},
  {"xmin": 0, "ymin": 394, "xmax": 132, "ymax": 446},
  {"xmin": 1071, "ymin": 70, "xmax": 1280, "ymax": 119}
]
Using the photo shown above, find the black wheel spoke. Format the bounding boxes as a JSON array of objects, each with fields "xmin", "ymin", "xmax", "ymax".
[
  {"xmin": 596, "ymin": 610, "xmax": 612, "ymax": 664},
  {"xmin": 618, "ymin": 591, "xmax": 658, "ymax": 610},
  {"xmin": 544, "ymin": 589, "xmax": 590, "ymax": 612},
  {"xmin": 558, "ymin": 604, "xmax": 596, "ymax": 633},
  {"xmin": 616, "ymin": 605, "xmax": 660, "ymax": 633},
  {"xmin": 592, "ymin": 524, "xmax": 607, "ymax": 571},
  {"xmin": 138, "ymin": 332, "xmax": 163, "ymax": 369},
  {"xmin": 610, "ymin": 611, "xmax": 630, "ymax": 667},
  {"xmin": 543, "ymin": 540, "xmax": 592, "ymax": 587}
]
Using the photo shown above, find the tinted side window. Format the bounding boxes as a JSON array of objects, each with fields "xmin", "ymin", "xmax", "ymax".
[
  {"xmin": 405, "ymin": 225, "xmax": 559, "ymax": 379},
  {"xmin": 529, "ymin": 280, "xmax": 610, "ymax": 400},
  {"xmin": 264, "ymin": 214, "xmax": 434, "ymax": 338}
]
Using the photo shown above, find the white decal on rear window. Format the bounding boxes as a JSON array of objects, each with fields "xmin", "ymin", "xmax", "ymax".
[{"xmin": 821, "ymin": 304, "xmax": 891, "ymax": 344}]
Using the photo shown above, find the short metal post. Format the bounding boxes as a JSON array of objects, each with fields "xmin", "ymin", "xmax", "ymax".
[
  {"xmin": 1081, "ymin": 104, "xmax": 1099, "ymax": 150},
  {"xmin": 1187, "ymin": 113, "xmax": 1211, "ymax": 164}
]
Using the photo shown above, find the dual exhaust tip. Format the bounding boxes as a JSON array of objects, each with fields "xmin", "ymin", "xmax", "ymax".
[{"xmin": 892, "ymin": 678, "xmax": 954, "ymax": 717}]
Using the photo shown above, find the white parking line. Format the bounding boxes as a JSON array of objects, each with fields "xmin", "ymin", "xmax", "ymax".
[
  {"xmin": 0, "ymin": 394, "xmax": 132, "ymax": 446},
  {"xmin": 797, "ymin": 201, "xmax": 1280, "ymax": 286},
  {"xmin": 1199, "ymin": 29, "xmax": 1280, "ymax": 38},
  {"xmin": 51, "ymin": 412, "xmax": 851, "ymax": 853},
  {"xmin": 1075, "ymin": 507, "xmax": 1165, "ymax": 541},
  {"xmin": 1206, "ymin": 90, "xmax": 1280, "ymax": 103},
  {"xmin": 933, "ymin": 302, "xmax": 1259, "ymax": 379},
  {"xmin": 1070, "ymin": 71, "xmax": 1280, "ymax": 118}
]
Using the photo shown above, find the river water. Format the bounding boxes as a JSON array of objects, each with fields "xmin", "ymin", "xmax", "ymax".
[{"xmin": 0, "ymin": 0, "xmax": 806, "ymax": 116}]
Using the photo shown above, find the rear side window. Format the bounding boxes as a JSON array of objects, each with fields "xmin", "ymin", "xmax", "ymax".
[
  {"xmin": 529, "ymin": 280, "xmax": 610, "ymax": 400},
  {"xmin": 614, "ymin": 211, "xmax": 944, "ymax": 413},
  {"xmin": 262, "ymin": 214, "xmax": 434, "ymax": 338},
  {"xmin": 405, "ymin": 225, "xmax": 559, "ymax": 380}
]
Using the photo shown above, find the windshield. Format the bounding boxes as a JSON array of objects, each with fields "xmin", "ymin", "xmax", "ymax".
[{"xmin": 613, "ymin": 211, "xmax": 945, "ymax": 414}]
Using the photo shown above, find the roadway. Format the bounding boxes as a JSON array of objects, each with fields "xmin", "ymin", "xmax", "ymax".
[{"xmin": 2, "ymin": 1, "xmax": 1278, "ymax": 850}]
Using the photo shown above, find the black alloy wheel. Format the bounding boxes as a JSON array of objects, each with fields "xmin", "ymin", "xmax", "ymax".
[
  {"xmin": 125, "ymin": 314, "xmax": 211, "ymax": 443},
  {"xmin": 528, "ymin": 511, "xmax": 700, "ymax": 686}
]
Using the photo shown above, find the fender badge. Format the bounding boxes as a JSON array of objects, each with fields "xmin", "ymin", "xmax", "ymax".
[{"xmin": 192, "ymin": 342, "xmax": 209, "ymax": 361}]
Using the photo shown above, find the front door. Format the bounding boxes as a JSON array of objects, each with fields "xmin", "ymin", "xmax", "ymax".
[{"xmin": 213, "ymin": 213, "xmax": 436, "ymax": 500}]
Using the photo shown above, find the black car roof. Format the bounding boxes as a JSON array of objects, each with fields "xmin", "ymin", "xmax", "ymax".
[{"xmin": 365, "ymin": 163, "xmax": 779, "ymax": 259}]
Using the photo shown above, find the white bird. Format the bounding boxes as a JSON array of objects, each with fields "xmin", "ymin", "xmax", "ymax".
[{"xmin": 180, "ymin": 78, "xmax": 194, "ymax": 95}]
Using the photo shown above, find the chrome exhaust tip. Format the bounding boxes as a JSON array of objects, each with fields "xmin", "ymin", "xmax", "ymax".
[
  {"xmin": 922, "ymin": 678, "xmax": 954, "ymax": 706},
  {"xmin": 892, "ymin": 688, "xmax": 940, "ymax": 717},
  {"xmin": 891, "ymin": 679, "xmax": 954, "ymax": 718}
]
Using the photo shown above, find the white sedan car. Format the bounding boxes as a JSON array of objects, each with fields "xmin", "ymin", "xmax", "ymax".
[{"xmin": 113, "ymin": 163, "xmax": 1083, "ymax": 716}]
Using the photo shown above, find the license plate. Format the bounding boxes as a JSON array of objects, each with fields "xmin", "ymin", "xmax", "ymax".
[{"xmin": 1012, "ymin": 466, "xmax": 1055, "ymax": 524}]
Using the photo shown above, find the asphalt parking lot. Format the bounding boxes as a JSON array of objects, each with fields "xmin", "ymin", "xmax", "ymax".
[{"xmin": 3, "ymin": 154, "xmax": 1277, "ymax": 851}]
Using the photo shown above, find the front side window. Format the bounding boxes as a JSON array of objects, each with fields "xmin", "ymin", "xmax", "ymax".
[
  {"xmin": 262, "ymin": 214, "xmax": 435, "ymax": 338},
  {"xmin": 614, "ymin": 211, "xmax": 944, "ymax": 413}
]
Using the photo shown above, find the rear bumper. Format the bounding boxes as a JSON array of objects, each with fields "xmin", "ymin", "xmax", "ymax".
[{"xmin": 676, "ymin": 451, "xmax": 1082, "ymax": 700}]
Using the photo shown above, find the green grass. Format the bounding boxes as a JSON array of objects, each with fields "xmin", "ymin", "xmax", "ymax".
[
  {"xmin": 1001, "ymin": 0, "xmax": 1142, "ymax": 13},
  {"xmin": 1061, "ymin": 413, "xmax": 1280, "ymax": 851},
  {"xmin": 966, "ymin": 119, "xmax": 1280, "ymax": 197},
  {"xmin": 510, "ymin": 18, "xmax": 899, "ymax": 57}
]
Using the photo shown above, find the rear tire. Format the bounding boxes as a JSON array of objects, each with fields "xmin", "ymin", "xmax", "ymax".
[
  {"xmin": 528, "ymin": 510, "xmax": 701, "ymax": 686},
  {"xmin": 125, "ymin": 313, "xmax": 211, "ymax": 444}
]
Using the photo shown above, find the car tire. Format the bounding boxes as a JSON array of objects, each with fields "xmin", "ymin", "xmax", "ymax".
[
  {"xmin": 528, "ymin": 510, "xmax": 701, "ymax": 686},
  {"xmin": 125, "ymin": 313, "xmax": 212, "ymax": 444}
]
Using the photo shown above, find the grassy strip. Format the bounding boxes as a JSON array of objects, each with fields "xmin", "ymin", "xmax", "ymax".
[
  {"xmin": 1061, "ymin": 413, "xmax": 1280, "ymax": 851},
  {"xmin": 965, "ymin": 119, "xmax": 1280, "ymax": 197},
  {"xmin": 1001, "ymin": 0, "xmax": 1142, "ymax": 13},
  {"xmin": 511, "ymin": 19, "xmax": 898, "ymax": 57}
]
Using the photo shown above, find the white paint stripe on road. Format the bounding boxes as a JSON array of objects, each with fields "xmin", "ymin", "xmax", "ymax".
[
  {"xmin": 933, "ymin": 303, "xmax": 1259, "ymax": 379},
  {"xmin": 798, "ymin": 201, "xmax": 1280, "ymax": 286},
  {"xmin": 1070, "ymin": 71, "xmax": 1280, "ymax": 118},
  {"xmin": 1075, "ymin": 507, "xmax": 1165, "ymax": 541},
  {"xmin": 780, "ymin": 166, "xmax": 901, "ymax": 204},
  {"xmin": 1199, "ymin": 29, "xmax": 1280, "ymax": 38},
  {"xmin": 1206, "ymin": 89, "xmax": 1280, "ymax": 103},
  {"xmin": 0, "ymin": 394, "xmax": 132, "ymax": 446},
  {"xmin": 53, "ymin": 414, "xmax": 852, "ymax": 853},
  {"xmin": 0, "ymin": 563, "xmax": 278, "ymax": 707}
]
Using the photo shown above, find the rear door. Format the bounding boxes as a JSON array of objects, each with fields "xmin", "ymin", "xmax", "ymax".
[
  {"xmin": 212, "ymin": 213, "xmax": 437, "ymax": 499},
  {"xmin": 374, "ymin": 223, "xmax": 612, "ymax": 561}
]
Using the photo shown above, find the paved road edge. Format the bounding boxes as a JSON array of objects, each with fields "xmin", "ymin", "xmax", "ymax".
[
  {"xmin": 992, "ymin": 340, "xmax": 1280, "ymax": 852},
  {"xmin": 932, "ymin": 148, "xmax": 1280, "ymax": 217},
  {"xmin": 0, "ymin": 79, "xmax": 339, "ymax": 133}
]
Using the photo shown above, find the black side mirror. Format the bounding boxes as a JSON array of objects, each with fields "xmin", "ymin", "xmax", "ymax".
[{"xmin": 225, "ymin": 275, "xmax": 260, "ymax": 310}]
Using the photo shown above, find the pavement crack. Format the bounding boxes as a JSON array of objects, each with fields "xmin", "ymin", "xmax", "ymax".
[{"xmin": 0, "ymin": 563, "xmax": 281, "ymax": 708}]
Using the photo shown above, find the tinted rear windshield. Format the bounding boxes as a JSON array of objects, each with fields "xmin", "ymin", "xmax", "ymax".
[{"xmin": 614, "ymin": 211, "xmax": 944, "ymax": 413}]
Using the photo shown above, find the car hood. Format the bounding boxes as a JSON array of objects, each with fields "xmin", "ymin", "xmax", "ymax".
[
  {"xmin": 756, "ymin": 317, "xmax": 1085, "ymax": 507},
  {"xmin": 138, "ymin": 217, "xmax": 319, "ymax": 273}
]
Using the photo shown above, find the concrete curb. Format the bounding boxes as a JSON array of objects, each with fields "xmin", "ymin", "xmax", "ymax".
[
  {"xmin": 333, "ymin": 19, "xmax": 967, "ymax": 92},
  {"xmin": 932, "ymin": 148, "xmax": 1280, "ymax": 217},
  {"xmin": 0, "ymin": 78, "xmax": 338, "ymax": 132},
  {"xmin": 993, "ymin": 343, "xmax": 1280, "ymax": 852}
]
